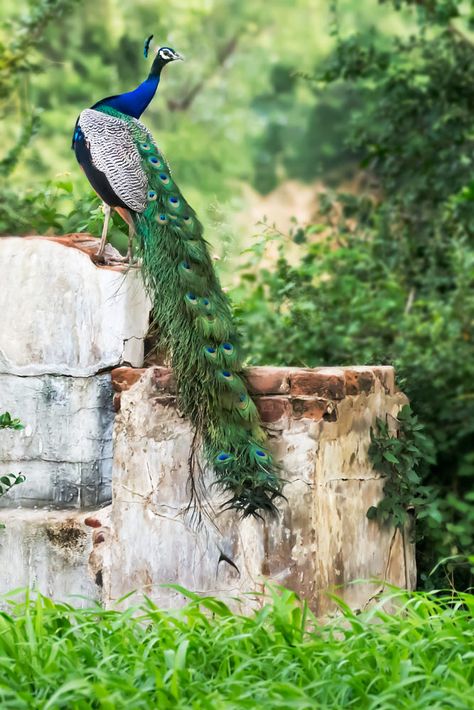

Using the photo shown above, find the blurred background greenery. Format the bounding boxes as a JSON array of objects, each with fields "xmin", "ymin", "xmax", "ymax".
[{"xmin": 1, "ymin": 0, "xmax": 473, "ymax": 589}]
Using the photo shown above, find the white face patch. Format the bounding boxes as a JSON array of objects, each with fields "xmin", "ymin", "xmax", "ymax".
[{"xmin": 159, "ymin": 48, "xmax": 176, "ymax": 61}]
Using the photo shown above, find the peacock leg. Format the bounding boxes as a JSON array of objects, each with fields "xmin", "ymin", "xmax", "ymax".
[
  {"xmin": 127, "ymin": 223, "xmax": 135, "ymax": 263},
  {"xmin": 97, "ymin": 202, "xmax": 112, "ymax": 258}
]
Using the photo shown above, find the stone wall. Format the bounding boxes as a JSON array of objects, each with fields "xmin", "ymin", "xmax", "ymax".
[
  {"xmin": 0, "ymin": 236, "xmax": 149, "ymax": 601},
  {"xmin": 0, "ymin": 236, "xmax": 415, "ymax": 613},
  {"xmin": 100, "ymin": 364, "xmax": 414, "ymax": 614}
]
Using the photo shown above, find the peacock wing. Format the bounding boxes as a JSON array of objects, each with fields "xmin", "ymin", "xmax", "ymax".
[{"xmin": 78, "ymin": 108, "xmax": 149, "ymax": 213}]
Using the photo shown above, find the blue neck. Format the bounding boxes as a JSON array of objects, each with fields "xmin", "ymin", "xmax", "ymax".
[{"xmin": 98, "ymin": 74, "xmax": 160, "ymax": 119}]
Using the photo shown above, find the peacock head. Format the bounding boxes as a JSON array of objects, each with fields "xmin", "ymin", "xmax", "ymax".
[
  {"xmin": 155, "ymin": 47, "xmax": 184, "ymax": 64},
  {"xmin": 144, "ymin": 35, "xmax": 183, "ymax": 73}
]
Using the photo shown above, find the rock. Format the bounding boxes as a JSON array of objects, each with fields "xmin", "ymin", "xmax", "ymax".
[
  {"xmin": 0, "ymin": 373, "xmax": 114, "ymax": 508},
  {"xmin": 0, "ymin": 236, "xmax": 150, "ymax": 377},
  {"xmin": 0, "ymin": 509, "xmax": 101, "ymax": 606},
  {"xmin": 105, "ymin": 367, "xmax": 415, "ymax": 614}
]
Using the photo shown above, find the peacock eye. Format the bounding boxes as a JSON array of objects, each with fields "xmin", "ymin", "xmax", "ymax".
[
  {"xmin": 157, "ymin": 214, "xmax": 168, "ymax": 223},
  {"xmin": 147, "ymin": 190, "xmax": 157, "ymax": 201},
  {"xmin": 141, "ymin": 142, "xmax": 151, "ymax": 151}
]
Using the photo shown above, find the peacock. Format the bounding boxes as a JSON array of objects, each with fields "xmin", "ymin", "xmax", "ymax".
[{"xmin": 72, "ymin": 38, "xmax": 283, "ymax": 517}]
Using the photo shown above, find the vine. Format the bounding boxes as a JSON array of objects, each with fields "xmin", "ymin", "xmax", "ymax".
[
  {"xmin": 0, "ymin": 412, "xmax": 25, "ymax": 525},
  {"xmin": 367, "ymin": 405, "xmax": 435, "ymax": 529}
]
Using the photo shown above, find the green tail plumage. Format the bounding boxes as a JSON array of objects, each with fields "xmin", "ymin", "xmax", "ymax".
[{"xmin": 107, "ymin": 108, "xmax": 283, "ymax": 517}]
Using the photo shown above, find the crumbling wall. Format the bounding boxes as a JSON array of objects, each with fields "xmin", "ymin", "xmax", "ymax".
[{"xmin": 0, "ymin": 236, "xmax": 415, "ymax": 612}]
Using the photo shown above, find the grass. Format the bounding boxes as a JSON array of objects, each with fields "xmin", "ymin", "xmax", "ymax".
[{"xmin": 0, "ymin": 586, "xmax": 472, "ymax": 709}]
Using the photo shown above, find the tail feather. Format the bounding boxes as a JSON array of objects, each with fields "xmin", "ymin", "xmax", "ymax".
[{"xmin": 131, "ymin": 126, "xmax": 283, "ymax": 517}]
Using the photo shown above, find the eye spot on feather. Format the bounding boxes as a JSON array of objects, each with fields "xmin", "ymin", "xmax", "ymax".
[
  {"xmin": 149, "ymin": 156, "xmax": 163, "ymax": 168},
  {"xmin": 255, "ymin": 449, "xmax": 266, "ymax": 458},
  {"xmin": 147, "ymin": 190, "xmax": 157, "ymax": 201},
  {"xmin": 222, "ymin": 370, "xmax": 232, "ymax": 379},
  {"xmin": 159, "ymin": 172, "xmax": 170, "ymax": 185},
  {"xmin": 222, "ymin": 343, "xmax": 233, "ymax": 353},
  {"xmin": 204, "ymin": 346, "xmax": 217, "ymax": 360},
  {"xmin": 181, "ymin": 260, "xmax": 191, "ymax": 270},
  {"xmin": 141, "ymin": 142, "xmax": 151, "ymax": 151},
  {"xmin": 185, "ymin": 292, "xmax": 198, "ymax": 306},
  {"xmin": 169, "ymin": 196, "xmax": 180, "ymax": 209},
  {"xmin": 216, "ymin": 452, "xmax": 234, "ymax": 464},
  {"xmin": 157, "ymin": 214, "xmax": 168, "ymax": 223}
]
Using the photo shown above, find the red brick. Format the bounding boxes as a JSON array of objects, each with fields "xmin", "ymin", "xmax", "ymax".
[
  {"xmin": 255, "ymin": 396, "xmax": 291, "ymax": 423},
  {"xmin": 84, "ymin": 517, "xmax": 102, "ymax": 528},
  {"xmin": 290, "ymin": 368, "xmax": 345, "ymax": 400},
  {"xmin": 291, "ymin": 397, "xmax": 330, "ymax": 421},
  {"xmin": 245, "ymin": 367, "xmax": 292, "ymax": 395},
  {"xmin": 111, "ymin": 367, "xmax": 145, "ymax": 392},
  {"xmin": 344, "ymin": 367, "xmax": 375, "ymax": 395}
]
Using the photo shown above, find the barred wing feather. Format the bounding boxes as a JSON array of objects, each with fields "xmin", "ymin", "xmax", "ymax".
[{"xmin": 78, "ymin": 108, "xmax": 149, "ymax": 213}]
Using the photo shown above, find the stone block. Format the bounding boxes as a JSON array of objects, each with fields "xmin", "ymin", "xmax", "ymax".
[
  {"xmin": 0, "ymin": 236, "xmax": 150, "ymax": 377},
  {"xmin": 104, "ymin": 368, "xmax": 415, "ymax": 614},
  {"xmin": 0, "ymin": 373, "xmax": 114, "ymax": 508},
  {"xmin": 0, "ymin": 509, "xmax": 100, "ymax": 605}
]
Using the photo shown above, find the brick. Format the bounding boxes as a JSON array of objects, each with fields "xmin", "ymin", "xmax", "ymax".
[
  {"xmin": 344, "ymin": 367, "xmax": 375, "ymax": 396},
  {"xmin": 111, "ymin": 367, "xmax": 145, "ymax": 392},
  {"xmin": 84, "ymin": 517, "xmax": 102, "ymax": 528},
  {"xmin": 291, "ymin": 397, "xmax": 331, "ymax": 421},
  {"xmin": 372, "ymin": 366, "xmax": 395, "ymax": 394},
  {"xmin": 152, "ymin": 367, "xmax": 176, "ymax": 393},
  {"xmin": 255, "ymin": 396, "xmax": 291, "ymax": 423},
  {"xmin": 245, "ymin": 367, "xmax": 292, "ymax": 395},
  {"xmin": 290, "ymin": 368, "xmax": 345, "ymax": 400}
]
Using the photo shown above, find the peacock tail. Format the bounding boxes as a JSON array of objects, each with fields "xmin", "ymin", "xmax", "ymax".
[{"xmin": 94, "ymin": 105, "xmax": 283, "ymax": 517}]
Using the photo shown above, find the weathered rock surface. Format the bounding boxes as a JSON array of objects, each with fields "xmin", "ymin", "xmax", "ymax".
[
  {"xmin": 0, "ymin": 373, "xmax": 114, "ymax": 508},
  {"xmin": 0, "ymin": 236, "xmax": 415, "ymax": 613},
  {"xmin": 0, "ymin": 509, "xmax": 101, "ymax": 606},
  {"xmin": 104, "ymin": 365, "xmax": 415, "ymax": 614},
  {"xmin": 0, "ymin": 235, "xmax": 150, "ymax": 376}
]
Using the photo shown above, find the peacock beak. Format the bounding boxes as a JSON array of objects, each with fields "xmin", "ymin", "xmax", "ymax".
[{"xmin": 174, "ymin": 52, "xmax": 184, "ymax": 61}]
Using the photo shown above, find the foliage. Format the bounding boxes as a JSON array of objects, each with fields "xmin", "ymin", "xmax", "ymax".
[
  {"xmin": 0, "ymin": 0, "xmax": 80, "ymax": 176},
  {"xmin": 0, "ymin": 0, "xmax": 332, "ymax": 247},
  {"xmin": 0, "ymin": 412, "xmax": 24, "ymax": 431},
  {"xmin": 367, "ymin": 405, "xmax": 435, "ymax": 529},
  {"xmin": 0, "ymin": 586, "xmax": 472, "ymax": 708},
  {"xmin": 235, "ymin": 0, "xmax": 474, "ymax": 589},
  {"xmin": 0, "ymin": 413, "xmax": 25, "ymax": 515}
]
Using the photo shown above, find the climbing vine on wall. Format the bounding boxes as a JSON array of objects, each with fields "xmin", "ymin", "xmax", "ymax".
[
  {"xmin": 0, "ymin": 413, "xmax": 25, "ymax": 518},
  {"xmin": 367, "ymin": 405, "xmax": 435, "ymax": 530}
]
